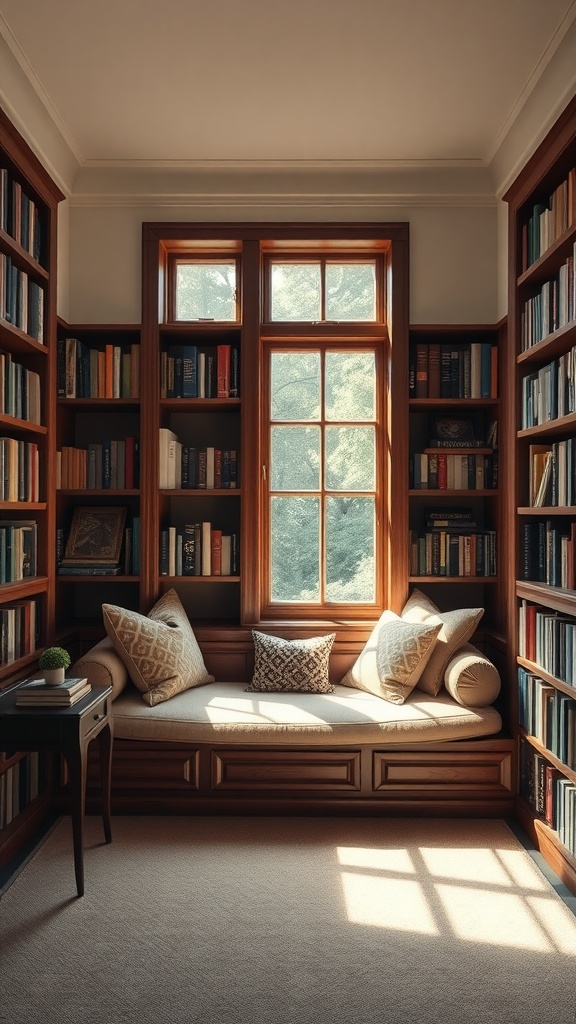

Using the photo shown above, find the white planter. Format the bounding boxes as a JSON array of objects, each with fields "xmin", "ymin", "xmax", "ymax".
[{"xmin": 43, "ymin": 667, "xmax": 66, "ymax": 686}]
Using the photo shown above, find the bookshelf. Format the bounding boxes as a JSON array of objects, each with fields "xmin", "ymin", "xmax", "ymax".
[
  {"xmin": 55, "ymin": 323, "xmax": 142, "ymax": 633},
  {"xmin": 408, "ymin": 325, "xmax": 505, "ymax": 635},
  {"xmin": 0, "ymin": 107, "xmax": 63, "ymax": 864},
  {"xmin": 504, "ymin": 93, "xmax": 576, "ymax": 894}
]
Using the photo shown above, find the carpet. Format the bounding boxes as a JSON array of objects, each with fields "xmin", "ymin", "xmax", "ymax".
[{"xmin": 1, "ymin": 816, "xmax": 575, "ymax": 1024}]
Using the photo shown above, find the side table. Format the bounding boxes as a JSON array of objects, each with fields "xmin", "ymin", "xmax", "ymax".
[{"xmin": 0, "ymin": 683, "xmax": 113, "ymax": 897}]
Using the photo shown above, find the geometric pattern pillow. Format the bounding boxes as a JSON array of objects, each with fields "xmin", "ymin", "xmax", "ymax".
[
  {"xmin": 401, "ymin": 589, "xmax": 483, "ymax": 696},
  {"xmin": 375, "ymin": 616, "xmax": 442, "ymax": 704},
  {"xmin": 102, "ymin": 589, "xmax": 214, "ymax": 706},
  {"xmin": 246, "ymin": 630, "xmax": 336, "ymax": 693},
  {"xmin": 340, "ymin": 610, "xmax": 440, "ymax": 704}
]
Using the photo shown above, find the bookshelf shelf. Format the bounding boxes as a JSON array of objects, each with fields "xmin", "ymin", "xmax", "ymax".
[
  {"xmin": 0, "ymin": 105, "xmax": 64, "ymax": 865},
  {"xmin": 505, "ymin": 92, "xmax": 576, "ymax": 893}
]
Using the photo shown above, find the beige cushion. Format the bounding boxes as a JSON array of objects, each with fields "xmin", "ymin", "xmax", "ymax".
[
  {"xmin": 102, "ymin": 589, "xmax": 214, "ymax": 706},
  {"xmin": 71, "ymin": 637, "xmax": 128, "ymax": 700},
  {"xmin": 110, "ymin": 680, "xmax": 503, "ymax": 745},
  {"xmin": 401, "ymin": 588, "xmax": 483, "ymax": 696},
  {"xmin": 443, "ymin": 642, "xmax": 501, "ymax": 707},
  {"xmin": 340, "ymin": 610, "xmax": 440, "ymax": 704},
  {"xmin": 246, "ymin": 630, "xmax": 336, "ymax": 693}
]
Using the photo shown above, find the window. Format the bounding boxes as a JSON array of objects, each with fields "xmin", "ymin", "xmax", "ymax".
[
  {"xmin": 172, "ymin": 258, "xmax": 238, "ymax": 321},
  {"xmin": 268, "ymin": 258, "xmax": 378, "ymax": 322},
  {"xmin": 266, "ymin": 346, "xmax": 378, "ymax": 606}
]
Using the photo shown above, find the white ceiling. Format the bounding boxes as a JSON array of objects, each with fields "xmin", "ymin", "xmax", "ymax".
[{"xmin": 1, "ymin": 0, "xmax": 575, "ymax": 168}]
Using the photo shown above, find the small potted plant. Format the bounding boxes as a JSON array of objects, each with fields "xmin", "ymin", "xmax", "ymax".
[{"xmin": 38, "ymin": 646, "xmax": 71, "ymax": 686}]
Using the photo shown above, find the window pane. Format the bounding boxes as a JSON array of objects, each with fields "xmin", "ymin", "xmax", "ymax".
[
  {"xmin": 325, "ymin": 427, "xmax": 375, "ymax": 490},
  {"xmin": 271, "ymin": 497, "xmax": 320, "ymax": 601},
  {"xmin": 326, "ymin": 263, "xmax": 376, "ymax": 320},
  {"xmin": 270, "ymin": 351, "xmax": 320, "ymax": 421},
  {"xmin": 325, "ymin": 351, "xmax": 376, "ymax": 421},
  {"xmin": 270, "ymin": 264, "xmax": 321, "ymax": 321},
  {"xmin": 175, "ymin": 262, "xmax": 236, "ymax": 320},
  {"xmin": 271, "ymin": 426, "xmax": 320, "ymax": 490},
  {"xmin": 326, "ymin": 497, "xmax": 375, "ymax": 602}
]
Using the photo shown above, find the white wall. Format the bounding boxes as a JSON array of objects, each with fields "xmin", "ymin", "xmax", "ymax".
[{"xmin": 67, "ymin": 200, "xmax": 497, "ymax": 325}]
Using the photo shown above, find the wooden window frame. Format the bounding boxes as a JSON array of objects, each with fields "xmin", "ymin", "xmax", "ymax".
[
  {"xmin": 166, "ymin": 253, "xmax": 241, "ymax": 324},
  {"xmin": 259, "ymin": 336, "xmax": 386, "ymax": 620}
]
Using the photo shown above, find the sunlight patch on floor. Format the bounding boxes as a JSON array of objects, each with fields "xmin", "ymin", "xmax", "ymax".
[{"xmin": 339, "ymin": 871, "xmax": 439, "ymax": 933}]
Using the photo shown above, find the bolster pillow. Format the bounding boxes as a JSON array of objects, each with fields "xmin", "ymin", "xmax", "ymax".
[
  {"xmin": 72, "ymin": 637, "xmax": 128, "ymax": 700},
  {"xmin": 443, "ymin": 643, "xmax": 501, "ymax": 707}
]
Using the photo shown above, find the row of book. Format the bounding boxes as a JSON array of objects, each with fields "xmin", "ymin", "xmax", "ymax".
[
  {"xmin": 518, "ymin": 668, "xmax": 576, "ymax": 768},
  {"xmin": 521, "ymin": 519, "xmax": 576, "ymax": 589},
  {"xmin": 0, "ymin": 437, "xmax": 39, "ymax": 502},
  {"xmin": 0, "ymin": 520, "xmax": 37, "ymax": 583},
  {"xmin": 160, "ymin": 343, "xmax": 239, "ymax": 399},
  {"xmin": 410, "ymin": 452, "xmax": 497, "ymax": 490},
  {"xmin": 521, "ymin": 343, "xmax": 576, "ymax": 428},
  {"xmin": 409, "ymin": 529, "xmax": 497, "ymax": 577},
  {"xmin": 528, "ymin": 439, "xmax": 576, "ymax": 508},
  {"xmin": 160, "ymin": 523, "xmax": 239, "ymax": 577},
  {"xmin": 57, "ymin": 438, "xmax": 140, "ymax": 490},
  {"xmin": 0, "ymin": 752, "xmax": 44, "ymax": 833},
  {"xmin": 521, "ymin": 167, "xmax": 576, "ymax": 271},
  {"xmin": 0, "ymin": 168, "xmax": 43, "ymax": 263},
  {"xmin": 58, "ymin": 338, "xmax": 141, "ymax": 399},
  {"xmin": 519, "ymin": 600, "xmax": 576, "ymax": 687},
  {"xmin": 520, "ymin": 242, "xmax": 575, "ymax": 350},
  {"xmin": 0, "ymin": 254, "xmax": 44, "ymax": 342},
  {"xmin": 0, "ymin": 350, "xmax": 42, "ymax": 424},
  {"xmin": 0, "ymin": 598, "xmax": 38, "ymax": 665},
  {"xmin": 409, "ymin": 342, "xmax": 497, "ymax": 399},
  {"xmin": 159, "ymin": 429, "xmax": 238, "ymax": 489},
  {"xmin": 518, "ymin": 737, "xmax": 575, "ymax": 852}
]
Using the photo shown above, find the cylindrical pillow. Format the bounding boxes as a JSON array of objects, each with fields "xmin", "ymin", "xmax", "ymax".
[
  {"xmin": 443, "ymin": 643, "xmax": 501, "ymax": 707},
  {"xmin": 72, "ymin": 637, "xmax": 128, "ymax": 700}
]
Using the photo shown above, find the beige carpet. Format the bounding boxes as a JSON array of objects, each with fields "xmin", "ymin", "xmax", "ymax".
[{"xmin": 1, "ymin": 816, "xmax": 576, "ymax": 1024}]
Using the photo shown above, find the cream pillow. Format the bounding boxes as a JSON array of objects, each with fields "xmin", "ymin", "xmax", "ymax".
[
  {"xmin": 102, "ymin": 589, "xmax": 214, "ymax": 706},
  {"xmin": 401, "ymin": 589, "xmax": 483, "ymax": 696},
  {"xmin": 341, "ymin": 610, "xmax": 441, "ymax": 704},
  {"xmin": 443, "ymin": 643, "xmax": 501, "ymax": 707}
]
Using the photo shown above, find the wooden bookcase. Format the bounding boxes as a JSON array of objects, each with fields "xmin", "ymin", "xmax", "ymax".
[
  {"xmin": 504, "ymin": 93, "xmax": 576, "ymax": 894},
  {"xmin": 54, "ymin": 323, "xmax": 142, "ymax": 635},
  {"xmin": 0, "ymin": 108, "xmax": 63, "ymax": 864}
]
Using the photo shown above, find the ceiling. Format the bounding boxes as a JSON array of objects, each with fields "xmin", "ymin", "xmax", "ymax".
[{"xmin": 1, "ymin": 0, "xmax": 575, "ymax": 168}]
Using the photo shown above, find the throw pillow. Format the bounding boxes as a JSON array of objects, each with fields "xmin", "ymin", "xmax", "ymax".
[
  {"xmin": 246, "ymin": 630, "xmax": 336, "ymax": 693},
  {"xmin": 401, "ymin": 588, "xmax": 483, "ymax": 696},
  {"xmin": 102, "ymin": 588, "xmax": 214, "ymax": 706},
  {"xmin": 443, "ymin": 642, "xmax": 501, "ymax": 707},
  {"xmin": 340, "ymin": 610, "xmax": 441, "ymax": 704}
]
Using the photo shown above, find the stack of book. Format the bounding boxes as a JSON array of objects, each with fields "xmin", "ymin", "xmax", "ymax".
[{"xmin": 15, "ymin": 676, "xmax": 90, "ymax": 707}]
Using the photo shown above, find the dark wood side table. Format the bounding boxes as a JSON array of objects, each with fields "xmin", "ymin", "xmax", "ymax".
[{"xmin": 0, "ymin": 684, "xmax": 113, "ymax": 897}]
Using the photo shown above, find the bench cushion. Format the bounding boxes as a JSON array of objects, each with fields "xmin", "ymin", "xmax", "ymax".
[{"xmin": 111, "ymin": 680, "xmax": 502, "ymax": 746}]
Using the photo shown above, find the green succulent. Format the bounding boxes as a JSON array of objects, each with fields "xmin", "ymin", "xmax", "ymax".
[{"xmin": 38, "ymin": 646, "xmax": 71, "ymax": 670}]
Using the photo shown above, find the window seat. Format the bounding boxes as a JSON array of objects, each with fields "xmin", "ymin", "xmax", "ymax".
[{"xmin": 75, "ymin": 637, "xmax": 513, "ymax": 818}]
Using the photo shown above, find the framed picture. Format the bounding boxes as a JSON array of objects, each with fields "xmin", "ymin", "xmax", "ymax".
[
  {"xmin": 62, "ymin": 506, "xmax": 127, "ymax": 564},
  {"xmin": 431, "ymin": 415, "xmax": 478, "ymax": 442}
]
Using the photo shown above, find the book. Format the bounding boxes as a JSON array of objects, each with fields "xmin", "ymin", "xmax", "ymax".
[{"xmin": 15, "ymin": 676, "xmax": 91, "ymax": 706}]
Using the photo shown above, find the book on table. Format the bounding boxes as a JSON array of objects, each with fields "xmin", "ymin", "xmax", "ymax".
[{"xmin": 15, "ymin": 676, "xmax": 91, "ymax": 706}]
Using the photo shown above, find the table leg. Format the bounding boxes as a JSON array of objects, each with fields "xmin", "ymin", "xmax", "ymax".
[
  {"xmin": 97, "ymin": 721, "xmax": 113, "ymax": 844},
  {"xmin": 63, "ymin": 743, "xmax": 87, "ymax": 898}
]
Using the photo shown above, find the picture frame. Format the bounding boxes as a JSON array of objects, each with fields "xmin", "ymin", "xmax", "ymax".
[
  {"xmin": 431, "ymin": 415, "xmax": 478, "ymax": 442},
  {"xmin": 61, "ymin": 506, "xmax": 127, "ymax": 564}
]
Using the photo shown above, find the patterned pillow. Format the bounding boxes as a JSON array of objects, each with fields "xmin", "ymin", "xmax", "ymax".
[
  {"xmin": 401, "ymin": 589, "xmax": 483, "ymax": 696},
  {"xmin": 340, "ymin": 610, "xmax": 441, "ymax": 704},
  {"xmin": 246, "ymin": 630, "xmax": 336, "ymax": 693},
  {"xmin": 102, "ymin": 589, "xmax": 214, "ymax": 706}
]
